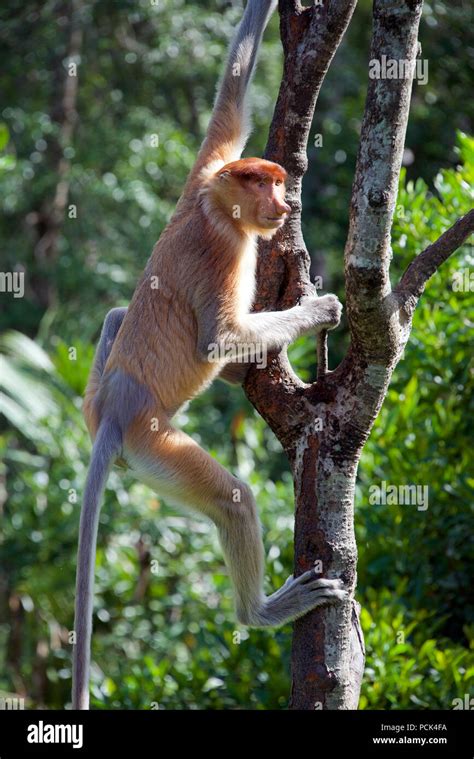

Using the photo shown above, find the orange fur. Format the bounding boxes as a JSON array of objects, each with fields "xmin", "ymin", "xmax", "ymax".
[{"xmin": 216, "ymin": 157, "xmax": 287, "ymax": 182}]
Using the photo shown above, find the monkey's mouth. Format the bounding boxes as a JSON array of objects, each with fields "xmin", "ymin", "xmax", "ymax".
[{"xmin": 263, "ymin": 216, "xmax": 286, "ymax": 226}]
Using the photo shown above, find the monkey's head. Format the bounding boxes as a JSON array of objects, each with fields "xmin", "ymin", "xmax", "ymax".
[{"xmin": 210, "ymin": 158, "xmax": 291, "ymax": 238}]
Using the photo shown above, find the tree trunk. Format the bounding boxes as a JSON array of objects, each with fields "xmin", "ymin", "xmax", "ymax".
[
  {"xmin": 28, "ymin": 0, "xmax": 83, "ymax": 310},
  {"xmin": 244, "ymin": 0, "xmax": 474, "ymax": 709}
]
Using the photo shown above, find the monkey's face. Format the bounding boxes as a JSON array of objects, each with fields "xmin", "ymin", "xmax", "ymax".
[
  {"xmin": 228, "ymin": 175, "xmax": 290, "ymax": 237},
  {"xmin": 248, "ymin": 176, "xmax": 291, "ymax": 232},
  {"xmin": 210, "ymin": 159, "xmax": 291, "ymax": 237}
]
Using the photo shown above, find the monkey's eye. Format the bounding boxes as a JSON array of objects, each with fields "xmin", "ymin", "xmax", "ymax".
[
  {"xmin": 275, "ymin": 179, "xmax": 283, "ymax": 186},
  {"xmin": 258, "ymin": 180, "xmax": 266, "ymax": 188}
]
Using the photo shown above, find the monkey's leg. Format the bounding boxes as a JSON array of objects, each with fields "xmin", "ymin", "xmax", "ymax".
[{"xmin": 123, "ymin": 417, "xmax": 347, "ymax": 627}]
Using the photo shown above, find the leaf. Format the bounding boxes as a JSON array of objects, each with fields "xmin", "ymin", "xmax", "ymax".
[
  {"xmin": 0, "ymin": 331, "xmax": 54, "ymax": 372},
  {"xmin": 0, "ymin": 122, "xmax": 9, "ymax": 151}
]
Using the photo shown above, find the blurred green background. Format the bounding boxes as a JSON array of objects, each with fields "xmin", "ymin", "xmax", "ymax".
[{"xmin": 0, "ymin": 0, "xmax": 473, "ymax": 709}]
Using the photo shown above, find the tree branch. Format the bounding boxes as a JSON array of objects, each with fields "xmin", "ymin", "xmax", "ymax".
[
  {"xmin": 316, "ymin": 330, "xmax": 328, "ymax": 379},
  {"xmin": 344, "ymin": 0, "xmax": 423, "ymax": 359},
  {"xmin": 245, "ymin": 0, "xmax": 358, "ymax": 438},
  {"xmin": 395, "ymin": 208, "xmax": 474, "ymax": 301}
]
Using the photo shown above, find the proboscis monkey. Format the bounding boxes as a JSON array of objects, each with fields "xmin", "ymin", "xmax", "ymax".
[{"xmin": 73, "ymin": 0, "xmax": 346, "ymax": 710}]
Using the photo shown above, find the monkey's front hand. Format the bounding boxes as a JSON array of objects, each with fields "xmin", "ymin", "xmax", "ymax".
[{"xmin": 301, "ymin": 293, "xmax": 343, "ymax": 332}]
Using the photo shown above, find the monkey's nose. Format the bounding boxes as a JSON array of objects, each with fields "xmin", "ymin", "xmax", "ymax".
[{"xmin": 278, "ymin": 201, "xmax": 291, "ymax": 216}]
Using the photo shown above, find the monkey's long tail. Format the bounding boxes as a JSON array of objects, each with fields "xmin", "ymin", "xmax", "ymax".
[{"xmin": 72, "ymin": 419, "xmax": 121, "ymax": 710}]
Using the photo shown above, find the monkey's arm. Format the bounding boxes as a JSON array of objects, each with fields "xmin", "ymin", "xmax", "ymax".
[
  {"xmin": 200, "ymin": 295, "xmax": 343, "ymax": 359},
  {"xmin": 185, "ymin": 0, "xmax": 277, "ymax": 188},
  {"xmin": 239, "ymin": 297, "xmax": 343, "ymax": 350}
]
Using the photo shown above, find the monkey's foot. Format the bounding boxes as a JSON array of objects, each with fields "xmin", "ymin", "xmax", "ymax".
[{"xmin": 237, "ymin": 572, "xmax": 348, "ymax": 628}]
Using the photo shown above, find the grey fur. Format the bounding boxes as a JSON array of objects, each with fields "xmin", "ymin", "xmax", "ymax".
[
  {"xmin": 93, "ymin": 307, "xmax": 127, "ymax": 377},
  {"xmin": 94, "ymin": 368, "xmax": 154, "ymax": 435},
  {"xmin": 222, "ymin": 0, "xmax": 278, "ymax": 103},
  {"xmin": 72, "ymin": 419, "xmax": 121, "ymax": 710}
]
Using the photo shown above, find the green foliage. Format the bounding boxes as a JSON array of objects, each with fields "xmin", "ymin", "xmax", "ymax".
[
  {"xmin": 355, "ymin": 132, "xmax": 474, "ymax": 707},
  {"xmin": 357, "ymin": 132, "xmax": 474, "ymax": 639},
  {"xmin": 360, "ymin": 587, "xmax": 474, "ymax": 709}
]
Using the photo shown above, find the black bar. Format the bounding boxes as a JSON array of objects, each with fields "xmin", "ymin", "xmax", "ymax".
[{"xmin": 0, "ymin": 709, "xmax": 471, "ymax": 757}]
